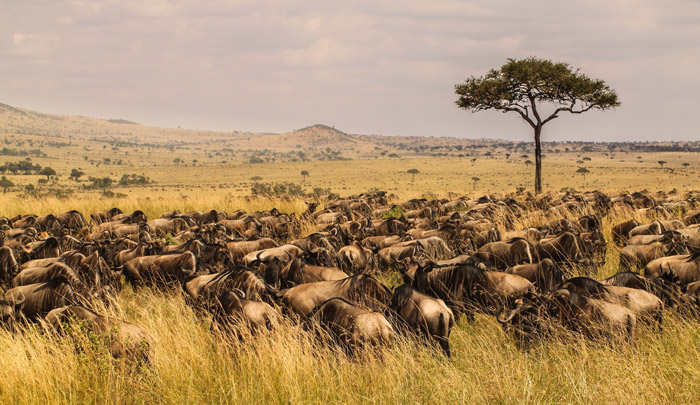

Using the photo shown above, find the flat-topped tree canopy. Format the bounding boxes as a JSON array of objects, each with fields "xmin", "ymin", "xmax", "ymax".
[{"xmin": 455, "ymin": 57, "xmax": 620, "ymax": 194}]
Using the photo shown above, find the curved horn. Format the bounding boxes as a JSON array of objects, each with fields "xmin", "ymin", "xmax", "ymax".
[
  {"xmin": 232, "ymin": 287, "xmax": 246, "ymax": 300},
  {"xmin": 497, "ymin": 308, "xmax": 518, "ymax": 324}
]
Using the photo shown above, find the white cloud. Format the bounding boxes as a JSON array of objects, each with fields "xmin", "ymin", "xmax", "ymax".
[{"xmin": 1, "ymin": 0, "xmax": 699, "ymax": 141}]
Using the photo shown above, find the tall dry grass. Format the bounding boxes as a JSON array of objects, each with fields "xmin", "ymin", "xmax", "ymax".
[
  {"xmin": 0, "ymin": 194, "xmax": 698, "ymax": 403},
  {"xmin": 2, "ymin": 286, "xmax": 700, "ymax": 403}
]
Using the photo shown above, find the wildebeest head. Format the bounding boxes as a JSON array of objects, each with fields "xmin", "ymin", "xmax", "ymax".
[{"xmin": 0, "ymin": 292, "xmax": 24, "ymax": 323}]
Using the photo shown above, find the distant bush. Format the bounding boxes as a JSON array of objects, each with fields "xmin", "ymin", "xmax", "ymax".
[
  {"xmin": 251, "ymin": 182, "xmax": 306, "ymax": 197},
  {"xmin": 118, "ymin": 174, "xmax": 151, "ymax": 186}
]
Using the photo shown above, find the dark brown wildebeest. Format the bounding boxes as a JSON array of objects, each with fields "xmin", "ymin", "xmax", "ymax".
[
  {"xmin": 411, "ymin": 262, "xmax": 533, "ymax": 321},
  {"xmin": 114, "ymin": 241, "xmax": 161, "ymax": 267},
  {"xmin": 55, "ymin": 210, "xmax": 88, "ymax": 232},
  {"xmin": 683, "ymin": 210, "xmax": 700, "ymax": 225},
  {"xmin": 90, "ymin": 207, "xmax": 123, "ymax": 225},
  {"xmin": 2, "ymin": 278, "xmax": 76, "ymax": 322},
  {"xmin": 279, "ymin": 258, "xmax": 348, "ymax": 289},
  {"xmin": 11, "ymin": 215, "xmax": 38, "ymax": 229},
  {"xmin": 612, "ymin": 219, "xmax": 641, "ymax": 246},
  {"xmin": 389, "ymin": 284, "xmax": 454, "ymax": 356},
  {"xmin": 226, "ymin": 238, "xmax": 278, "ymax": 264},
  {"xmin": 377, "ymin": 244, "xmax": 424, "ymax": 272},
  {"xmin": 619, "ymin": 232, "xmax": 687, "ymax": 272},
  {"xmin": 13, "ymin": 262, "xmax": 85, "ymax": 293},
  {"xmin": 35, "ymin": 214, "xmax": 61, "ymax": 234},
  {"xmin": 337, "ymin": 241, "xmax": 375, "ymax": 274},
  {"xmin": 282, "ymin": 274, "xmax": 392, "ymax": 317},
  {"xmin": 536, "ymin": 232, "xmax": 588, "ymax": 269},
  {"xmin": 185, "ymin": 265, "xmax": 276, "ymax": 304},
  {"xmin": 307, "ymin": 297, "xmax": 394, "ymax": 353},
  {"xmin": 476, "ymin": 238, "xmax": 534, "ymax": 269},
  {"xmin": 210, "ymin": 290, "xmax": 278, "ymax": 341},
  {"xmin": 361, "ymin": 235, "xmax": 407, "ymax": 252},
  {"xmin": 628, "ymin": 220, "xmax": 665, "ymax": 238},
  {"xmin": 45, "ymin": 305, "xmax": 153, "ymax": 362},
  {"xmin": 122, "ymin": 252, "xmax": 196, "ymax": 288},
  {"xmin": 111, "ymin": 210, "xmax": 147, "ymax": 224},
  {"xmin": 602, "ymin": 271, "xmax": 684, "ymax": 309},
  {"xmin": 627, "ymin": 230, "xmax": 686, "ymax": 246},
  {"xmin": 242, "ymin": 244, "xmax": 304, "ymax": 266},
  {"xmin": 646, "ymin": 251, "xmax": 700, "ymax": 285},
  {"xmin": 560, "ymin": 277, "xmax": 663, "ymax": 329},
  {"xmin": 372, "ymin": 217, "xmax": 408, "ymax": 236},
  {"xmin": 393, "ymin": 236, "xmax": 453, "ymax": 261},
  {"xmin": 498, "ymin": 289, "xmax": 637, "ymax": 345},
  {"xmin": 579, "ymin": 230, "xmax": 607, "ymax": 265},
  {"xmin": 506, "ymin": 259, "xmax": 565, "ymax": 293},
  {"xmin": 22, "ymin": 237, "xmax": 61, "ymax": 262},
  {"xmin": 0, "ymin": 246, "xmax": 18, "ymax": 288}
]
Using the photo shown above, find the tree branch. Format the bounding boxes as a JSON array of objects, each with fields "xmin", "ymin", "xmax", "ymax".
[{"xmin": 503, "ymin": 107, "xmax": 536, "ymax": 128}]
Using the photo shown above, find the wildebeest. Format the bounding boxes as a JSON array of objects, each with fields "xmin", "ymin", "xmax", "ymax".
[
  {"xmin": 498, "ymin": 289, "xmax": 637, "ymax": 345},
  {"xmin": 44, "ymin": 305, "xmax": 152, "ymax": 362},
  {"xmin": 619, "ymin": 231, "xmax": 687, "ymax": 272},
  {"xmin": 2, "ymin": 278, "xmax": 76, "ymax": 322},
  {"xmin": 476, "ymin": 238, "xmax": 534, "ymax": 269},
  {"xmin": 646, "ymin": 250, "xmax": 700, "ymax": 285},
  {"xmin": 612, "ymin": 219, "xmax": 641, "ymax": 245},
  {"xmin": 337, "ymin": 241, "xmax": 375, "ymax": 274},
  {"xmin": 628, "ymin": 220, "xmax": 666, "ymax": 238},
  {"xmin": 411, "ymin": 262, "xmax": 533, "ymax": 321},
  {"xmin": 389, "ymin": 284, "xmax": 454, "ymax": 356},
  {"xmin": 123, "ymin": 252, "xmax": 196, "ymax": 288},
  {"xmin": 279, "ymin": 258, "xmax": 348, "ymax": 289},
  {"xmin": 282, "ymin": 274, "xmax": 392, "ymax": 317},
  {"xmin": 226, "ymin": 238, "xmax": 279, "ymax": 263},
  {"xmin": 210, "ymin": 290, "xmax": 278, "ymax": 340},
  {"xmin": 307, "ymin": 297, "xmax": 394, "ymax": 353},
  {"xmin": 560, "ymin": 277, "xmax": 663, "ymax": 329},
  {"xmin": 536, "ymin": 232, "xmax": 588, "ymax": 269},
  {"xmin": 506, "ymin": 259, "xmax": 565, "ymax": 293},
  {"xmin": 602, "ymin": 271, "xmax": 683, "ymax": 309}
]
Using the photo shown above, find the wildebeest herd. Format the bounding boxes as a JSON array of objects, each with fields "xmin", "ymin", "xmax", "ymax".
[{"xmin": 2, "ymin": 189, "xmax": 700, "ymax": 361}]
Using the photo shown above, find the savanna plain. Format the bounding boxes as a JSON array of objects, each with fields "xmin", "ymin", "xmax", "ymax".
[{"xmin": 1, "ymin": 103, "xmax": 700, "ymax": 403}]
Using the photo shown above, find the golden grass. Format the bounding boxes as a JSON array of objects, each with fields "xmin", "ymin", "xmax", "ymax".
[
  {"xmin": 2, "ymin": 286, "xmax": 700, "ymax": 403},
  {"xmin": 0, "ymin": 195, "xmax": 697, "ymax": 402}
]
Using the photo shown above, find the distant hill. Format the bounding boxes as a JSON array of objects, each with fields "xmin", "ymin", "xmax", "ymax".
[{"xmin": 1, "ymin": 102, "xmax": 697, "ymax": 164}]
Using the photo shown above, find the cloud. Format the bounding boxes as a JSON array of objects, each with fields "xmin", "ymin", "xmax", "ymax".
[{"xmin": 1, "ymin": 0, "xmax": 699, "ymax": 141}]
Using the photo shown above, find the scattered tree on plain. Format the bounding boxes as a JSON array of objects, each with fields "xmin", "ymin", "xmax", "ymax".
[
  {"xmin": 576, "ymin": 167, "xmax": 590, "ymax": 180},
  {"xmin": 301, "ymin": 170, "xmax": 309, "ymax": 181},
  {"xmin": 39, "ymin": 166, "xmax": 56, "ymax": 181},
  {"xmin": 0, "ymin": 176, "xmax": 13, "ymax": 194},
  {"xmin": 455, "ymin": 57, "xmax": 620, "ymax": 194},
  {"xmin": 658, "ymin": 160, "xmax": 667, "ymax": 167},
  {"xmin": 407, "ymin": 168, "xmax": 420, "ymax": 182},
  {"xmin": 70, "ymin": 168, "xmax": 84, "ymax": 181},
  {"xmin": 471, "ymin": 176, "xmax": 480, "ymax": 191}
]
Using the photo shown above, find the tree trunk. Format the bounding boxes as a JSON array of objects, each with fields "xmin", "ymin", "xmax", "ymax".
[{"xmin": 534, "ymin": 125, "xmax": 542, "ymax": 194}]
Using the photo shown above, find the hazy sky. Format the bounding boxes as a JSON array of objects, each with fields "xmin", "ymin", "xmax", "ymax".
[{"xmin": 1, "ymin": 1, "xmax": 699, "ymax": 142}]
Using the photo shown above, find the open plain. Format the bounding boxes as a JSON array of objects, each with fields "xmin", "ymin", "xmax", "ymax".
[{"xmin": 0, "ymin": 104, "xmax": 699, "ymax": 404}]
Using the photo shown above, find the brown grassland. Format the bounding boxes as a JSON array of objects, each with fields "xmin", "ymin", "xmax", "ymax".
[{"xmin": 0, "ymin": 104, "xmax": 699, "ymax": 403}]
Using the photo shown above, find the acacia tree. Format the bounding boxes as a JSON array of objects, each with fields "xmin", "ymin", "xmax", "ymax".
[
  {"xmin": 576, "ymin": 167, "xmax": 590, "ymax": 180},
  {"xmin": 0, "ymin": 176, "xmax": 13, "ymax": 194},
  {"xmin": 301, "ymin": 170, "xmax": 309, "ymax": 182},
  {"xmin": 455, "ymin": 57, "xmax": 620, "ymax": 194},
  {"xmin": 407, "ymin": 168, "xmax": 420, "ymax": 182}
]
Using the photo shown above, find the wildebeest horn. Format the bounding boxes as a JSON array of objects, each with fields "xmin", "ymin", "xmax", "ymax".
[
  {"xmin": 232, "ymin": 288, "xmax": 246, "ymax": 300},
  {"xmin": 497, "ymin": 309, "xmax": 518, "ymax": 324}
]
